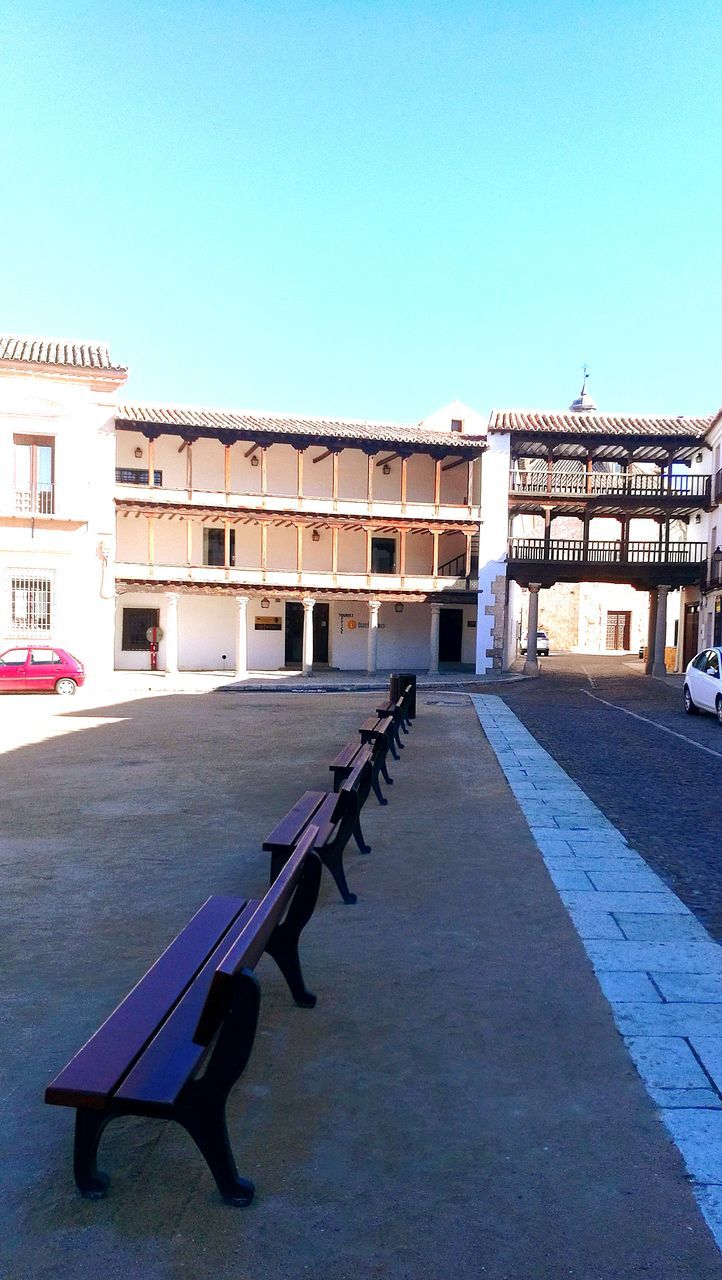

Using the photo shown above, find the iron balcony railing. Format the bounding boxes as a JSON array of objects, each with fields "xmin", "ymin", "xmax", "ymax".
[
  {"xmin": 14, "ymin": 484, "xmax": 54, "ymax": 515},
  {"xmin": 509, "ymin": 469, "xmax": 710, "ymax": 502},
  {"xmin": 509, "ymin": 538, "xmax": 708, "ymax": 566}
]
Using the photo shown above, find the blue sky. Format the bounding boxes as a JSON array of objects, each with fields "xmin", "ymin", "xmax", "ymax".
[{"xmin": 2, "ymin": 0, "xmax": 720, "ymax": 420}]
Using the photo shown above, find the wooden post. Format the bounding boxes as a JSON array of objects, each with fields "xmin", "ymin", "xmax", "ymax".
[
  {"xmin": 400, "ymin": 456, "xmax": 408, "ymax": 511},
  {"xmin": 465, "ymin": 531, "xmax": 472, "ymax": 578},
  {"xmin": 433, "ymin": 459, "xmax": 441, "ymax": 511},
  {"xmin": 261, "ymin": 523, "xmax": 267, "ymax": 573},
  {"xmin": 224, "ymin": 519, "xmax": 231, "ymax": 569},
  {"xmin": 260, "ymin": 449, "xmax": 267, "ymax": 501},
  {"xmin": 432, "ymin": 529, "xmax": 439, "ymax": 578},
  {"xmin": 546, "ymin": 453, "xmax": 553, "ymax": 495},
  {"xmin": 331, "ymin": 526, "xmax": 338, "ymax": 578},
  {"xmin": 582, "ymin": 510, "xmax": 590, "ymax": 561},
  {"xmin": 332, "ymin": 451, "xmax": 339, "ymax": 509},
  {"xmin": 296, "ymin": 523, "xmax": 303, "ymax": 576},
  {"xmin": 366, "ymin": 528, "xmax": 372, "ymax": 579},
  {"xmin": 297, "ymin": 449, "xmax": 304, "ymax": 502},
  {"xmin": 148, "ymin": 438, "xmax": 155, "ymax": 488},
  {"xmin": 186, "ymin": 442, "xmax": 193, "ymax": 496},
  {"xmin": 148, "ymin": 516, "xmax": 155, "ymax": 564},
  {"xmin": 585, "ymin": 454, "xmax": 593, "ymax": 494},
  {"xmin": 367, "ymin": 453, "xmax": 374, "ymax": 508},
  {"xmin": 224, "ymin": 444, "xmax": 231, "ymax": 495},
  {"xmin": 543, "ymin": 508, "xmax": 552, "ymax": 558},
  {"xmin": 466, "ymin": 459, "xmax": 474, "ymax": 506},
  {"xmin": 399, "ymin": 528, "xmax": 407, "ymax": 579},
  {"xmin": 186, "ymin": 519, "xmax": 193, "ymax": 566}
]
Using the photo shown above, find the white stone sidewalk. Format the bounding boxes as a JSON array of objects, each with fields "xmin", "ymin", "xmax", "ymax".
[{"xmin": 472, "ymin": 693, "xmax": 722, "ymax": 1253}]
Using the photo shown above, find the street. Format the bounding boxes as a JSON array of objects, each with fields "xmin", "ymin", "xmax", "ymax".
[{"xmin": 500, "ymin": 653, "xmax": 722, "ymax": 939}]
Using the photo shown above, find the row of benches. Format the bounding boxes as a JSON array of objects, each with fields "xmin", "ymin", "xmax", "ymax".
[{"xmin": 45, "ymin": 675, "xmax": 416, "ymax": 1207}]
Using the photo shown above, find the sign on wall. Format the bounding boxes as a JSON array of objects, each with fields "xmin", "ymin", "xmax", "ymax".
[{"xmin": 255, "ymin": 616, "xmax": 282, "ymax": 631}]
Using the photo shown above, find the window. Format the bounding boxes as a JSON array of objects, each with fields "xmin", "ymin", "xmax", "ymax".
[
  {"xmin": 371, "ymin": 537, "xmax": 396, "ymax": 573},
  {"xmin": 693, "ymin": 651, "xmax": 709, "ymax": 671},
  {"xmin": 122, "ymin": 607, "xmax": 159, "ymax": 651},
  {"xmin": 116, "ymin": 468, "xmax": 163, "ymax": 486},
  {"xmin": 203, "ymin": 528, "xmax": 235, "ymax": 567},
  {"xmin": 29, "ymin": 648, "xmax": 61, "ymax": 664},
  {"xmin": 10, "ymin": 574, "xmax": 52, "ymax": 633},
  {"xmin": 450, "ymin": 418, "xmax": 463, "ymax": 433},
  {"xmin": 0, "ymin": 649, "xmax": 28, "ymax": 665},
  {"xmin": 706, "ymin": 650, "xmax": 720, "ymax": 678},
  {"xmin": 14, "ymin": 435, "xmax": 54, "ymax": 514}
]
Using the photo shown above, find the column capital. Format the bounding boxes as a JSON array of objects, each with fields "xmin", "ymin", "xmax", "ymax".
[
  {"xmin": 368, "ymin": 599, "xmax": 381, "ymax": 616},
  {"xmin": 165, "ymin": 591, "xmax": 180, "ymax": 606},
  {"xmin": 302, "ymin": 596, "xmax": 316, "ymax": 611},
  {"xmin": 527, "ymin": 582, "xmax": 542, "ymax": 594},
  {"xmin": 430, "ymin": 602, "xmax": 442, "ymax": 615},
  {"xmin": 235, "ymin": 594, "xmax": 250, "ymax": 609}
]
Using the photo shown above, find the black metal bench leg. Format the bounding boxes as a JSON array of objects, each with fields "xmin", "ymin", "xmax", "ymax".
[
  {"xmin": 265, "ymin": 854, "xmax": 321, "ymax": 1007},
  {"xmin": 73, "ymin": 1108, "xmax": 114, "ymax": 1199},
  {"xmin": 379, "ymin": 756, "xmax": 394, "ymax": 785},
  {"xmin": 178, "ymin": 1096, "xmax": 255, "ymax": 1207},
  {"xmin": 320, "ymin": 847, "xmax": 357, "ymax": 904},
  {"xmin": 179, "ymin": 971, "xmax": 261, "ymax": 1206},
  {"xmin": 352, "ymin": 816, "xmax": 371, "ymax": 855},
  {"xmin": 371, "ymin": 772, "xmax": 388, "ymax": 806},
  {"xmin": 394, "ymin": 723, "xmax": 405, "ymax": 750},
  {"xmin": 388, "ymin": 736, "xmax": 400, "ymax": 761}
]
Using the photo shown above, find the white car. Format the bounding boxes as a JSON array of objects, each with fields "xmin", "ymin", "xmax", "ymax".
[{"xmin": 684, "ymin": 647, "xmax": 722, "ymax": 725}]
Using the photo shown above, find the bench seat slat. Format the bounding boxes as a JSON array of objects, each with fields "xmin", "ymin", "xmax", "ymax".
[
  {"xmin": 262, "ymin": 791, "xmax": 326, "ymax": 855},
  {"xmin": 329, "ymin": 742, "xmax": 361, "ymax": 772},
  {"xmin": 45, "ymin": 896, "xmax": 248, "ymax": 1110},
  {"xmin": 115, "ymin": 899, "xmax": 260, "ymax": 1109}
]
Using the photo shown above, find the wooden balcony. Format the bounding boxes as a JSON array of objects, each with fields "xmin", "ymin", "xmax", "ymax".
[
  {"xmin": 507, "ymin": 538, "xmax": 707, "ymax": 589},
  {"xmin": 508, "ymin": 468, "xmax": 710, "ymax": 518},
  {"xmin": 115, "ymin": 561, "xmax": 479, "ymax": 598}
]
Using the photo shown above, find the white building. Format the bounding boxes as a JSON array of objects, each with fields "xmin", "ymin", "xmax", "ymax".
[{"xmin": 0, "ymin": 336, "xmax": 127, "ymax": 674}]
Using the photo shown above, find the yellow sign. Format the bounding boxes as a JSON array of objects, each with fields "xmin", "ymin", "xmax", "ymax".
[{"xmin": 346, "ymin": 619, "xmax": 357, "ymax": 630}]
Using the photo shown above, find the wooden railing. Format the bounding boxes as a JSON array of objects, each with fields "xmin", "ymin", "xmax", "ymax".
[
  {"xmin": 14, "ymin": 485, "xmax": 54, "ymax": 515},
  {"xmin": 509, "ymin": 538, "xmax": 708, "ymax": 566},
  {"xmin": 509, "ymin": 469, "xmax": 710, "ymax": 502}
]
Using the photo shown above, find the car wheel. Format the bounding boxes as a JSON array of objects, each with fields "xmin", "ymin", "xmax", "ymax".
[
  {"xmin": 55, "ymin": 678, "xmax": 77, "ymax": 695},
  {"xmin": 684, "ymin": 685, "xmax": 698, "ymax": 716},
  {"xmin": 717, "ymin": 696, "xmax": 722, "ymax": 728}
]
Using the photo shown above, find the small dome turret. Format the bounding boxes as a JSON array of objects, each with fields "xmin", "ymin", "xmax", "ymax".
[{"xmin": 569, "ymin": 367, "xmax": 597, "ymax": 413}]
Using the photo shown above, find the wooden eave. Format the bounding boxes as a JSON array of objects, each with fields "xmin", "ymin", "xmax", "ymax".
[
  {"xmin": 509, "ymin": 432, "xmax": 704, "ymax": 465},
  {"xmin": 115, "ymin": 579, "xmax": 477, "ymax": 604},
  {"xmin": 115, "ymin": 498, "xmax": 477, "ymax": 535}
]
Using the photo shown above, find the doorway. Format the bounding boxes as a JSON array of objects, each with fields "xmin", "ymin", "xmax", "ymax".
[
  {"xmin": 605, "ymin": 610, "xmax": 631, "ymax": 650},
  {"xmin": 684, "ymin": 602, "xmax": 702, "ymax": 666},
  {"xmin": 284, "ymin": 602, "xmax": 329, "ymax": 667},
  {"xmin": 439, "ymin": 608, "xmax": 463, "ymax": 663}
]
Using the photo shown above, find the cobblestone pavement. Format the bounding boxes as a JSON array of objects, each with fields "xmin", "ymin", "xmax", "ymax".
[{"xmin": 498, "ymin": 654, "xmax": 722, "ymax": 939}]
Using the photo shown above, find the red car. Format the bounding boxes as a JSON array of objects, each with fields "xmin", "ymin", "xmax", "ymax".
[{"xmin": 0, "ymin": 646, "xmax": 85, "ymax": 694}]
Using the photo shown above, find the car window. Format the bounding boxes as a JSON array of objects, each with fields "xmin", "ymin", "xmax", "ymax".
[
  {"xmin": 693, "ymin": 651, "xmax": 710, "ymax": 671},
  {"xmin": 30, "ymin": 648, "xmax": 61, "ymax": 665},
  {"xmin": 706, "ymin": 651, "xmax": 720, "ymax": 678},
  {"xmin": 0, "ymin": 649, "xmax": 28, "ymax": 665}
]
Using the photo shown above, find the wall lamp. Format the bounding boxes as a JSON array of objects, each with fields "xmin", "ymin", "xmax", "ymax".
[
  {"xmin": 394, "ymin": 603, "xmax": 404, "ymax": 613},
  {"xmin": 251, "ymin": 454, "xmax": 260, "ymax": 467},
  {"xmin": 260, "ymin": 598, "xmax": 270, "ymax": 609},
  {"xmin": 382, "ymin": 464, "xmax": 391, "ymax": 476},
  {"xmin": 696, "ymin": 451, "xmax": 704, "ymax": 464},
  {"xmin": 311, "ymin": 529, "xmax": 320, "ymax": 542},
  {"xmin": 134, "ymin": 446, "xmax": 143, "ymax": 459}
]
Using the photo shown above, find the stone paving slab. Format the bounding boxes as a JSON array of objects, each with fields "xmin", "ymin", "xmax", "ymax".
[{"xmin": 473, "ymin": 693, "xmax": 722, "ymax": 1259}]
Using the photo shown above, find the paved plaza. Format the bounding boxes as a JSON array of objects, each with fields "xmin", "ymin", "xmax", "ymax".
[{"xmin": 2, "ymin": 681, "xmax": 722, "ymax": 1278}]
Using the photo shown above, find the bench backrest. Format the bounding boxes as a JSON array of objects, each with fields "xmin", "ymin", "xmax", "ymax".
[{"xmin": 193, "ymin": 824, "xmax": 320, "ymax": 1047}]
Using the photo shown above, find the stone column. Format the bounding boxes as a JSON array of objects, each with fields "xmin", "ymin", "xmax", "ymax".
[
  {"xmin": 235, "ymin": 595, "xmax": 249, "ymax": 677},
  {"xmin": 302, "ymin": 597, "xmax": 315, "ymax": 676},
  {"xmin": 652, "ymin": 585, "xmax": 670, "ymax": 677},
  {"xmin": 164, "ymin": 592, "xmax": 179, "ymax": 674},
  {"xmin": 645, "ymin": 589, "xmax": 658, "ymax": 675},
  {"xmin": 523, "ymin": 583, "xmax": 542, "ymax": 677},
  {"xmin": 429, "ymin": 603, "xmax": 441, "ymax": 674},
  {"xmin": 367, "ymin": 600, "xmax": 380, "ymax": 674}
]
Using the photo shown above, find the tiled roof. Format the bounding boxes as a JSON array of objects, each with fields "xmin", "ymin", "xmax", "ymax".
[
  {"xmin": 116, "ymin": 403, "xmax": 487, "ymax": 451},
  {"xmin": 489, "ymin": 409, "xmax": 711, "ymax": 439},
  {"xmin": 0, "ymin": 333, "xmax": 127, "ymax": 373}
]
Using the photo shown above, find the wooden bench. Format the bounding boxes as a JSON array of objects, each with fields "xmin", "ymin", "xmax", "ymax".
[
  {"xmin": 329, "ymin": 715, "xmax": 396, "ymax": 807},
  {"xmin": 263, "ymin": 751, "xmax": 373, "ymax": 905},
  {"xmin": 375, "ymin": 691, "xmax": 411, "ymax": 751},
  {"xmin": 45, "ymin": 826, "xmax": 322, "ymax": 1207}
]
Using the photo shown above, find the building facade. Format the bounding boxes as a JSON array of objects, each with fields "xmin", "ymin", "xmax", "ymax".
[{"xmin": 0, "ymin": 331, "xmax": 717, "ymax": 680}]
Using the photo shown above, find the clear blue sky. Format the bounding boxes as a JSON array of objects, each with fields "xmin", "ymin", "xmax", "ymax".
[{"xmin": 2, "ymin": 0, "xmax": 720, "ymax": 420}]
